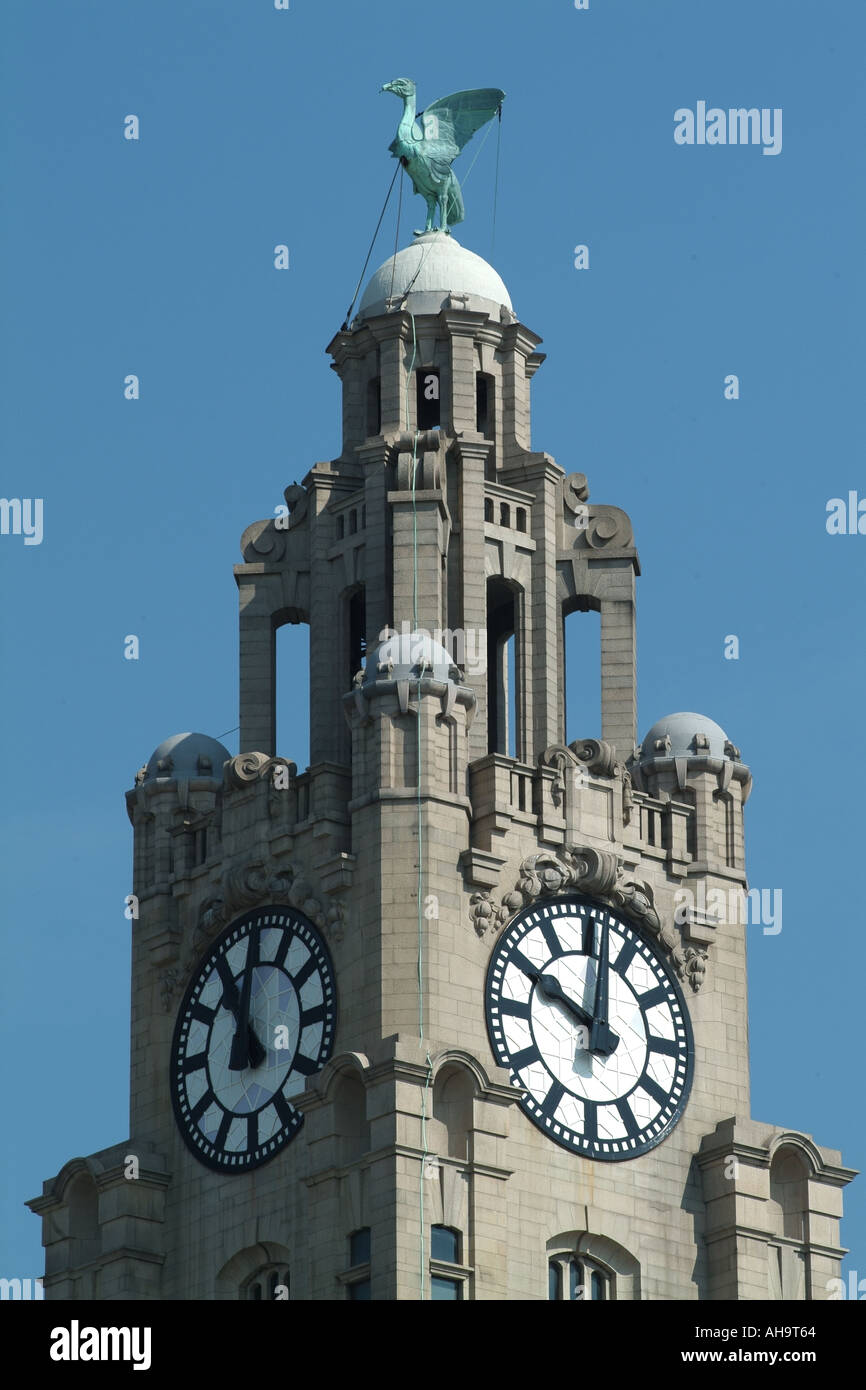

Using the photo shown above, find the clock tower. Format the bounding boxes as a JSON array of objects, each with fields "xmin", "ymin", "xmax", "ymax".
[{"xmin": 29, "ymin": 231, "xmax": 854, "ymax": 1301}]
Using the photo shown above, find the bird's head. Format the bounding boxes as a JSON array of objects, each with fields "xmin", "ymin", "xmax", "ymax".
[{"xmin": 381, "ymin": 78, "xmax": 416, "ymax": 100}]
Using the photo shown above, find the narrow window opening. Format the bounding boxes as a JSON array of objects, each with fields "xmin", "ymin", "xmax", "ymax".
[
  {"xmin": 562, "ymin": 604, "xmax": 601, "ymax": 743},
  {"xmin": 347, "ymin": 588, "xmax": 367, "ymax": 686},
  {"xmin": 475, "ymin": 373, "xmax": 489, "ymax": 435},
  {"xmin": 499, "ymin": 502, "xmax": 510, "ymax": 528},
  {"xmin": 416, "ymin": 367, "xmax": 441, "ymax": 429},
  {"xmin": 347, "ymin": 1227, "xmax": 372, "ymax": 1300},
  {"xmin": 366, "ymin": 376, "xmax": 381, "ymax": 436},
  {"xmin": 484, "ymin": 497, "xmax": 494, "ymax": 523},
  {"xmin": 349, "ymin": 509, "xmax": 357, "ymax": 535},
  {"xmin": 275, "ymin": 621, "xmax": 310, "ymax": 771},
  {"xmin": 487, "ymin": 579, "xmax": 520, "ymax": 758},
  {"xmin": 350, "ymin": 1228, "xmax": 371, "ymax": 1266},
  {"xmin": 337, "ymin": 514, "xmax": 345, "ymax": 540},
  {"xmin": 516, "ymin": 508, "xmax": 527, "ymax": 532}
]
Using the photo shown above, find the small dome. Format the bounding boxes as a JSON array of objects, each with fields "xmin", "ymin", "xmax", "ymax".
[
  {"xmin": 363, "ymin": 631, "xmax": 457, "ymax": 685},
  {"xmin": 357, "ymin": 234, "xmax": 513, "ymax": 321},
  {"xmin": 639, "ymin": 712, "xmax": 732, "ymax": 762},
  {"xmin": 142, "ymin": 732, "xmax": 231, "ymax": 783}
]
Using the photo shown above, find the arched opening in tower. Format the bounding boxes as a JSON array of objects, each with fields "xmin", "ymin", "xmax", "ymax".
[
  {"xmin": 562, "ymin": 602, "xmax": 601, "ymax": 745},
  {"xmin": 487, "ymin": 577, "xmax": 521, "ymax": 758},
  {"xmin": 275, "ymin": 620, "xmax": 310, "ymax": 770}
]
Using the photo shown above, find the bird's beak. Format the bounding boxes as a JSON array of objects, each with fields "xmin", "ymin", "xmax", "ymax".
[{"xmin": 381, "ymin": 83, "xmax": 392, "ymax": 93}]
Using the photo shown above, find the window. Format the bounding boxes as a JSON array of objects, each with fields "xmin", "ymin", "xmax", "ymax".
[
  {"xmin": 350, "ymin": 1228, "xmax": 371, "ymax": 1265},
  {"xmin": 275, "ymin": 619, "xmax": 310, "ymax": 771},
  {"xmin": 548, "ymin": 1255, "xmax": 612, "ymax": 1301},
  {"xmin": 346, "ymin": 587, "xmax": 367, "ymax": 687},
  {"xmin": 243, "ymin": 1266, "xmax": 290, "ymax": 1300},
  {"xmin": 344, "ymin": 1228, "xmax": 371, "ymax": 1300},
  {"xmin": 430, "ymin": 1225, "xmax": 466, "ymax": 1300},
  {"xmin": 476, "ymin": 373, "xmax": 489, "ymax": 435},
  {"xmin": 487, "ymin": 578, "xmax": 521, "ymax": 757},
  {"xmin": 416, "ymin": 368, "xmax": 441, "ymax": 429},
  {"xmin": 562, "ymin": 601, "xmax": 601, "ymax": 744},
  {"xmin": 431, "ymin": 1226, "xmax": 459, "ymax": 1262}
]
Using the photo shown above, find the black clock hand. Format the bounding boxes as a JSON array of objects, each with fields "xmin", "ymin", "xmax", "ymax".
[
  {"xmin": 223, "ymin": 939, "xmax": 266, "ymax": 1070},
  {"xmin": 588, "ymin": 919, "xmax": 619, "ymax": 1057},
  {"xmin": 520, "ymin": 965, "xmax": 595, "ymax": 1029}
]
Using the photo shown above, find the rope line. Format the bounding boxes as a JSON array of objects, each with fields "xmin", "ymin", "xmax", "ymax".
[
  {"xmin": 387, "ymin": 167, "xmax": 405, "ymax": 307},
  {"xmin": 341, "ymin": 163, "xmax": 401, "ymax": 328}
]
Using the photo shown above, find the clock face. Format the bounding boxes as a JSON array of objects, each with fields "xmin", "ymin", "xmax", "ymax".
[
  {"xmin": 171, "ymin": 905, "xmax": 337, "ymax": 1172},
  {"xmin": 485, "ymin": 895, "xmax": 694, "ymax": 1161}
]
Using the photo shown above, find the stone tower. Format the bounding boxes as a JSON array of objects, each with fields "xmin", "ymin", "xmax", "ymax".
[{"xmin": 29, "ymin": 234, "xmax": 854, "ymax": 1301}]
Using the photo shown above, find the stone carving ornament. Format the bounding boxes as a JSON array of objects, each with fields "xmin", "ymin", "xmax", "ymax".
[
  {"xmin": 470, "ymin": 843, "xmax": 703, "ymax": 990},
  {"xmin": 539, "ymin": 740, "xmax": 632, "ymax": 822},
  {"xmin": 160, "ymin": 857, "xmax": 344, "ymax": 1012}
]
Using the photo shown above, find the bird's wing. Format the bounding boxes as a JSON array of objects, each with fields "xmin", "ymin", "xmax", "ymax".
[{"xmin": 420, "ymin": 88, "xmax": 505, "ymax": 155}]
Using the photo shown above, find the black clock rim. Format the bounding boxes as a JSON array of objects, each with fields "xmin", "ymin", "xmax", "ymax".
[
  {"xmin": 484, "ymin": 892, "xmax": 695, "ymax": 1162},
  {"xmin": 170, "ymin": 902, "xmax": 337, "ymax": 1174}
]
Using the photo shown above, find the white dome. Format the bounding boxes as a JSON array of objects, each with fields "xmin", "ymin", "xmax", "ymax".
[
  {"xmin": 357, "ymin": 234, "xmax": 513, "ymax": 321},
  {"xmin": 639, "ymin": 713, "xmax": 731, "ymax": 761},
  {"xmin": 363, "ymin": 631, "xmax": 457, "ymax": 684},
  {"xmin": 143, "ymin": 732, "xmax": 231, "ymax": 782}
]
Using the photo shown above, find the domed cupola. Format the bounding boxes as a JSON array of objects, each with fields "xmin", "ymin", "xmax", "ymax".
[
  {"xmin": 356, "ymin": 233, "xmax": 515, "ymax": 323},
  {"xmin": 139, "ymin": 732, "xmax": 231, "ymax": 784}
]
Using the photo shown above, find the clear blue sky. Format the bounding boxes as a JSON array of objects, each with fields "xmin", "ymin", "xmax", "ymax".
[{"xmin": 2, "ymin": 0, "xmax": 863, "ymax": 1289}]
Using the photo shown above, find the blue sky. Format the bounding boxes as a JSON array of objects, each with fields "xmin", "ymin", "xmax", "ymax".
[{"xmin": 2, "ymin": 0, "xmax": 863, "ymax": 1289}]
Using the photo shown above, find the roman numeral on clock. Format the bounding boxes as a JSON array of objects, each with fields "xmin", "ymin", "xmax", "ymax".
[
  {"xmin": 183, "ymin": 1052, "xmax": 207, "ymax": 1075},
  {"xmin": 648, "ymin": 1034, "xmax": 678, "ymax": 1057}
]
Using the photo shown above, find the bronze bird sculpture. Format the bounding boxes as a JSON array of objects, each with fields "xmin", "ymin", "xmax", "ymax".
[{"xmin": 381, "ymin": 78, "xmax": 505, "ymax": 235}]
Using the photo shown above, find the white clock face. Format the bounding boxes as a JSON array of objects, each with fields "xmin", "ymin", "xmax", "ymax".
[
  {"xmin": 485, "ymin": 896, "xmax": 694, "ymax": 1160},
  {"xmin": 171, "ymin": 905, "xmax": 336, "ymax": 1172}
]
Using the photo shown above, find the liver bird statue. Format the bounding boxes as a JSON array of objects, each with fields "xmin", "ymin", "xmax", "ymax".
[{"xmin": 381, "ymin": 78, "xmax": 505, "ymax": 235}]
